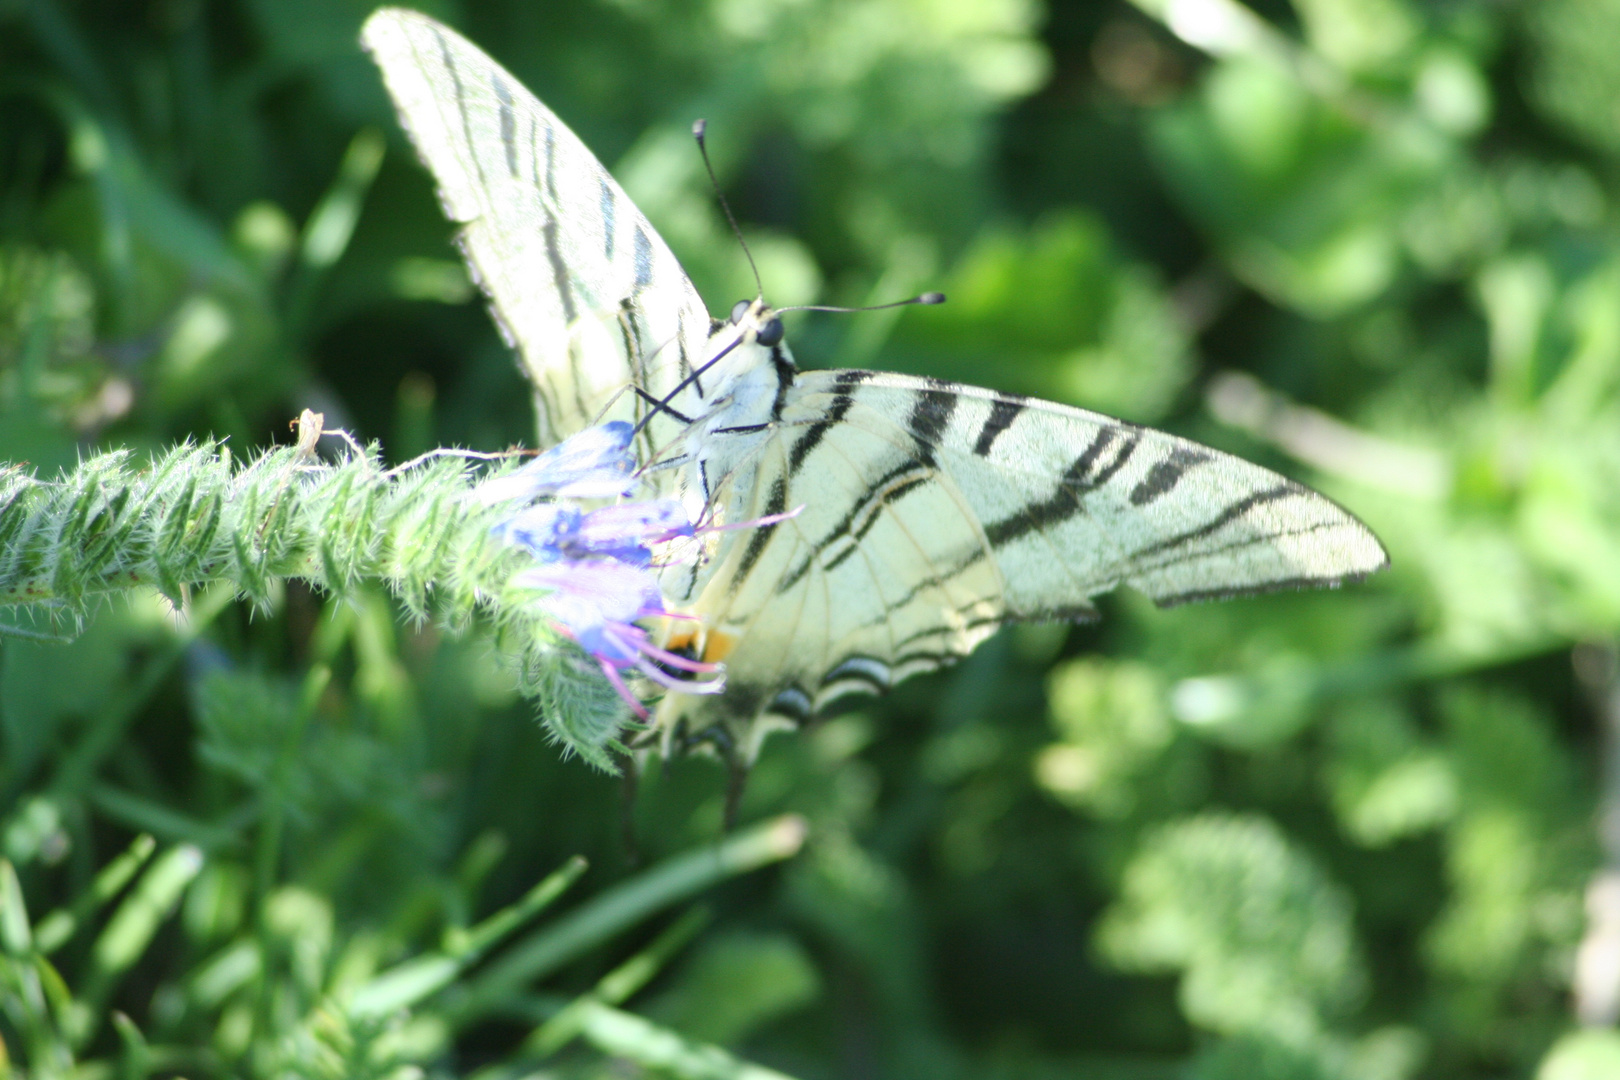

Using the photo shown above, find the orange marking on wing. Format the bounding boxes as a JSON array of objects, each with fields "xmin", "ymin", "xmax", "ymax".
[
  {"xmin": 661, "ymin": 624, "xmax": 700, "ymax": 652},
  {"xmin": 701, "ymin": 629, "xmax": 738, "ymax": 664}
]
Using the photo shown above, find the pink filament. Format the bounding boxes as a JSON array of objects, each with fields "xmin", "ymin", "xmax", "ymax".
[
  {"xmin": 597, "ymin": 659, "xmax": 650, "ymax": 720},
  {"xmin": 559, "ymin": 616, "xmax": 727, "ymax": 716}
]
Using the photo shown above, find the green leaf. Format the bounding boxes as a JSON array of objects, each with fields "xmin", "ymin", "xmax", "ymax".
[{"xmin": 1098, "ymin": 813, "xmax": 1365, "ymax": 1040}]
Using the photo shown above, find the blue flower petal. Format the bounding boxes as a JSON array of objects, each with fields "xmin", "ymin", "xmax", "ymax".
[
  {"xmin": 493, "ymin": 503, "xmax": 580, "ymax": 558},
  {"xmin": 479, "ymin": 421, "xmax": 637, "ymax": 503},
  {"xmin": 570, "ymin": 501, "xmax": 691, "ymax": 564},
  {"xmin": 578, "ymin": 624, "xmax": 640, "ymax": 664}
]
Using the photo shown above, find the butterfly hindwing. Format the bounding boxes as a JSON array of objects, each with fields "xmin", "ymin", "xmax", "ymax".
[
  {"xmin": 361, "ymin": 9, "xmax": 711, "ymax": 443},
  {"xmin": 658, "ymin": 371, "xmax": 1388, "ymax": 755}
]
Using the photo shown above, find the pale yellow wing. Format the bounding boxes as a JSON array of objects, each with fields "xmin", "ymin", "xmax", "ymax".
[
  {"xmin": 362, "ymin": 9, "xmax": 712, "ymax": 444},
  {"xmin": 658, "ymin": 370, "xmax": 1387, "ymax": 760}
]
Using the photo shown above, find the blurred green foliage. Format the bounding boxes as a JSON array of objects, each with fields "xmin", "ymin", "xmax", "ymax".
[{"xmin": 4, "ymin": 0, "xmax": 1620, "ymax": 1077}]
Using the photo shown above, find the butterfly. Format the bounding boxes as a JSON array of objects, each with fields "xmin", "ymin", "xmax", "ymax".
[{"xmin": 361, "ymin": 8, "xmax": 1389, "ymax": 764}]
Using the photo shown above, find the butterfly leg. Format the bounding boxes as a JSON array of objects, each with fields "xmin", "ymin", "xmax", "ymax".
[
  {"xmin": 691, "ymin": 726, "xmax": 750, "ymax": 833},
  {"xmin": 659, "ymin": 711, "xmax": 753, "ymax": 831},
  {"xmin": 620, "ymin": 755, "xmax": 643, "ymax": 867},
  {"xmin": 723, "ymin": 753, "xmax": 749, "ymax": 833},
  {"xmin": 632, "ymin": 385, "xmax": 694, "ymax": 424}
]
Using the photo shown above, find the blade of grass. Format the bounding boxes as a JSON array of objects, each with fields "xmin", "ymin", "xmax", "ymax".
[
  {"xmin": 34, "ymin": 834, "xmax": 155, "ymax": 955},
  {"xmin": 77, "ymin": 845, "xmax": 204, "ymax": 1046},
  {"xmin": 286, "ymin": 128, "xmax": 385, "ymax": 336},
  {"xmin": 347, "ymin": 855, "xmax": 589, "ymax": 1021},
  {"xmin": 252, "ymin": 662, "xmax": 331, "ymax": 907},
  {"xmin": 110, "ymin": 1010, "xmax": 150, "ymax": 1080},
  {"xmin": 0, "ymin": 860, "xmax": 32, "ymax": 955},
  {"xmin": 86, "ymin": 786, "xmax": 242, "ymax": 853},
  {"xmin": 449, "ymin": 814, "xmax": 807, "ymax": 1026},
  {"xmin": 573, "ymin": 1001, "xmax": 801, "ymax": 1080},
  {"xmin": 37, "ymin": 584, "xmax": 234, "ymax": 803},
  {"xmin": 526, "ymin": 904, "xmax": 711, "ymax": 1057}
]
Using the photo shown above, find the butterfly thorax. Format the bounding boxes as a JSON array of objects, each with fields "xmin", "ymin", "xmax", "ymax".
[
  {"xmin": 671, "ymin": 299, "xmax": 792, "ymax": 511},
  {"xmin": 651, "ymin": 299, "xmax": 795, "ymax": 606}
]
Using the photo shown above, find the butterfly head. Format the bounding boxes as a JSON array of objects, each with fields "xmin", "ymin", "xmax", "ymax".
[
  {"xmin": 677, "ymin": 296, "xmax": 792, "ymax": 425},
  {"xmin": 728, "ymin": 298, "xmax": 785, "ymax": 348},
  {"xmin": 680, "ymin": 297, "xmax": 791, "ymax": 413}
]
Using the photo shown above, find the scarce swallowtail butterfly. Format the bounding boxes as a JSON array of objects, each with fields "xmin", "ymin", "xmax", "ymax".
[{"xmin": 361, "ymin": 9, "xmax": 1389, "ymax": 764}]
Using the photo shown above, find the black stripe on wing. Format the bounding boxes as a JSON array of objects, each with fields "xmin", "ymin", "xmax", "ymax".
[
  {"xmin": 1129, "ymin": 484, "xmax": 1303, "ymax": 559},
  {"xmin": 433, "ymin": 28, "xmax": 489, "ymax": 191},
  {"xmin": 973, "ymin": 394, "xmax": 1027, "ymax": 457},
  {"xmin": 821, "ymin": 474, "xmax": 933, "ymax": 572},
  {"xmin": 775, "ymin": 458, "xmax": 935, "ymax": 592},
  {"xmin": 493, "ymin": 74, "xmax": 518, "ymax": 176},
  {"xmin": 1123, "ymin": 486, "xmax": 1389, "ymax": 605},
  {"xmin": 1135, "ymin": 520, "xmax": 1383, "ymax": 604},
  {"xmin": 522, "ymin": 114, "xmax": 579, "ymax": 324},
  {"xmin": 848, "ymin": 547, "xmax": 992, "ymax": 631},
  {"xmin": 540, "ymin": 114, "xmax": 559, "ymax": 199},
  {"xmin": 789, "ymin": 370, "xmax": 871, "ymax": 474},
  {"xmin": 733, "ymin": 476, "xmax": 789, "ymax": 583},
  {"xmin": 983, "ymin": 425, "xmax": 1139, "ymax": 547},
  {"xmin": 906, "ymin": 381, "xmax": 958, "ymax": 465},
  {"xmin": 634, "ymin": 226, "xmax": 654, "ymax": 290},
  {"xmin": 1128, "ymin": 447, "xmax": 1212, "ymax": 506},
  {"xmin": 1154, "ymin": 571, "xmax": 1377, "ymax": 607},
  {"xmin": 600, "ymin": 178, "xmax": 616, "ymax": 258}
]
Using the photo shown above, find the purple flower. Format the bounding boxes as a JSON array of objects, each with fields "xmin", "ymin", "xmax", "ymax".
[
  {"xmin": 487, "ymin": 424, "xmax": 723, "ymax": 719},
  {"xmin": 515, "ymin": 559, "xmax": 723, "ymax": 719}
]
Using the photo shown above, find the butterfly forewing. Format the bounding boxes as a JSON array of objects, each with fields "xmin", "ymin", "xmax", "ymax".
[
  {"xmin": 657, "ymin": 372, "xmax": 1387, "ymax": 753},
  {"xmin": 362, "ymin": 9, "xmax": 711, "ymax": 445}
]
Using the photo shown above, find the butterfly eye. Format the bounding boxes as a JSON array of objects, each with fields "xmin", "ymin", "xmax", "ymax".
[
  {"xmin": 756, "ymin": 316, "xmax": 784, "ymax": 347},
  {"xmin": 730, "ymin": 300, "xmax": 751, "ymax": 324}
]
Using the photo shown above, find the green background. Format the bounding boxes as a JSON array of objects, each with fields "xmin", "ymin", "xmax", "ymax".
[{"xmin": 5, "ymin": 0, "xmax": 1620, "ymax": 1077}]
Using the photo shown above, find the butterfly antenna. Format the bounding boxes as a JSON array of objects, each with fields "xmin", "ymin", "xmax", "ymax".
[
  {"xmin": 777, "ymin": 292, "xmax": 947, "ymax": 314},
  {"xmin": 693, "ymin": 119, "xmax": 763, "ymax": 300},
  {"xmin": 630, "ymin": 335, "xmax": 745, "ymax": 438}
]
